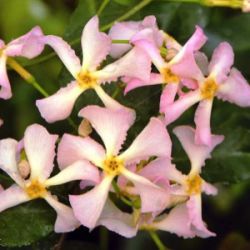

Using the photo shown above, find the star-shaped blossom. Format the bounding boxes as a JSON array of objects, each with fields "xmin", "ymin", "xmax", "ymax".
[
  {"xmin": 123, "ymin": 26, "xmax": 207, "ymax": 113},
  {"xmin": 139, "ymin": 126, "xmax": 224, "ymax": 237},
  {"xmin": 0, "ymin": 124, "xmax": 100, "ymax": 233},
  {"xmin": 36, "ymin": 16, "xmax": 151, "ymax": 123},
  {"xmin": 0, "ymin": 27, "xmax": 45, "ymax": 99},
  {"xmin": 163, "ymin": 42, "xmax": 250, "ymax": 145},
  {"xmin": 57, "ymin": 105, "xmax": 172, "ymax": 229}
]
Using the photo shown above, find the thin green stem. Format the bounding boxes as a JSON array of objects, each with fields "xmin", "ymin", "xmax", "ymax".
[
  {"xmin": 100, "ymin": 0, "xmax": 153, "ymax": 32},
  {"xmin": 112, "ymin": 39, "xmax": 130, "ymax": 44},
  {"xmin": 149, "ymin": 231, "xmax": 169, "ymax": 250},
  {"xmin": 97, "ymin": 0, "xmax": 110, "ymax": 16},
  {"xmin": 100, "ymin": 227, "xmax": 109, "ymax": 250}
]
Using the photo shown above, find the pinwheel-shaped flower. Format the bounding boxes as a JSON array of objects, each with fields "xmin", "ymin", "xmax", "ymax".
[
  {"xmin": 0, "ymin": 27, "xmax": 45, "ymax": 99},
  {"xmin": 140, "ymin": 126, "xmax": 224, "ymax": 237},
  {"xmin": 123, "ymin": 26, "xmax": 207, "ymax": 113},
  {"xmin": 0, "ymin": 124, "xmax": 99, "ymax": 232},
  {"xmin": 164, "ymin": 42, "xmax": 250, "ymax": 145},
  {"xmin": 58, "ymin": 106, "xmax": 172, "ymax": 229},
  {"xmin": 36, "ymin": 16, "xmax": 151, "ymax": 123}
]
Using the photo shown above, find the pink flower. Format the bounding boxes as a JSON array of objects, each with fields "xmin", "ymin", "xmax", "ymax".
[
  {"xmin": 108, "ymin": 15, "xmax": 163, "ymax": 58},
  {"xmin": 0, "ymin": 124, "xmax": 100, "ymax": 233},
  {"xmin": 123, "ymin": 26, "xmax": 207, "ymax": 114},
  {"xmin": 0, "ymin": 27, "xmax": 45, "ymax": 99},
  {"xmin": 36, "ymin": 16, "xmax": 151, "ymax": 123},
  {"xmin": 58, "ymin": 105, "xmax": 172, "ymax": 229},
  {"xmin": 164, "ymin": 42, "xmax": 250, "ymax": 145}
]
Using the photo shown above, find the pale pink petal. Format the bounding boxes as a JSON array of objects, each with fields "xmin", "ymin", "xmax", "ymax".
[
  {"xmin": 153, "ymin": 204, "xmax": 195, "ymax": 238},
  {"xmin": 96, "ymin": 47, "xmax": 151, "ymax": 83},
  {"xmin": 0, "ymin": 39, "xmax": 5, "ymax": 48},
  {"xmin": 98, "ymin": 199, "xmax": 137, "ymax": 238},
  {"xmin": 170, "ymin": 26, "xmax": 206, "ymax": 82},
  {"xmin": 24, "ymin": 124, "xmax": 58, "ymax": 181},
  {"xmin": 164, "ymin": 90, "xmax": 201, "ymax": 125},
  {"xmin": 208, "ymin": 42, "xmax": 234, "ymax": 83},
  {"xmin": 123, "ymin": 73, "xmax": 163, "ymax": 94},
  {"xmin": 45, "ymin": 160, "xmax": 100, "ymax": 187},
  {"xmin": 194, "ymin": 99, "xmax": 213, "ymax": 146},
  {"xmin": 36, "ymin": 81, "xmax": 83, "ymax": 123},
  {"xmin": 159, "ymin": 84, "xmax": 179, "ymax": 113},
  {"xmin": 79, "ymin": 105, "xmax": 135, "ymax": 156},
  {"xmin": 0, "ymin": 185, "xmax": 30, "ymax": 212},
  {"xmin": 202, "ymin": 181, "xmax": 218, "ymax": 196},
  {"xmin": 139, "ymin": 158, "xmax": 186, "ymax": 188},
  {"xmin": 58, "ymin": 135, "xmax": 105, "ymax": 169},
  {"xmin": 187, "ymin": 195, "xmax": 216, "ymax": 238},
  {"xmin": 6, "ymin": 26, "xmax": 45, "ymax": 58},
  {"xmin": 0, "ymin": 138, "xmax": 23, "ymax": 185},
  {"xmin": 70, "ymin": 175, "xmax": 113, "ymax": 229},
  {"xmin": 119, "ymin": 118, "xmax": 171, "ymax": 164},
  {"xmin": 43, "ymin": 35, "xmax": 81, "ymax": 78},
  {"xmin": 0, "ymin": 55, "xmax": 12, "ymax": 99},
  {"xmin": 195, "ymin": 51, "xmax": 209, "ymax": 76},
  {"xmin": 94, "ymin": 85, "xmax": 132, "ymax": 111},
  {"xmin": 58, "ymin": 134, "xmax": 105, "ymax": 169},
  {"xmin": 44, "ymin": 194, "xmax": 80, "ymax": 233},
  {"xmin": 122, "ymin": 168, "xmax": 170, "ymax": 212},
  {"xmin": 81, "ymin": 16, "xmax": 111, "ymax": 70},
  {"xmin": 173, "ymin": 126, "xmax": 224, "ymax": 175},
  {"xmin": 132, "ymin": 39, "xmax": 164, "ymax": 70},
  {"xmin": 217, "ymin": 68, "xmax": 250, "ymax": 107}
]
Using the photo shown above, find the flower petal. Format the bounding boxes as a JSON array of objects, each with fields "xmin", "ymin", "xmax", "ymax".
[
  {"xmin": 194, "ymin": 99, "xmax": 213, "ymax": 146},
  {"xmin": 123, "ymin": 73, "xmax": 163, "ymax": 94},
  {"xmin": 202, "ymin": 181, "xmax": 218, "ymax": 196},
  {"xmin": 58, "ymin": 134, "xmax": 106, "ymax": 169},
  {"xmin": 79, "ymin": 105, "xmax": 135, "ymax": 156},
  {"xmin": 0, "ymin": 138, "xmax": 23, "ymax": 185},
  {"xmin": 97, "ymin": 199, "xmax": 137, "ymax": 238},
  {"xmin": 159, "ymin": 83, "xmax": 179, "ymax": 113},
  {"xmin": 208, "ymin": 42, "xmax": 234, "ymax": 83},
  {"xmin": 96, "ymin": 47, "xmax": 151, "ymax": 83},
  {"xmin": 36, "ymin": 81, "xmax": 83, "ymax": 123},
  {"xmin": 153, "ymin": 204, "xmax": 195, "ymax": 238},
  {"xmin": 217, "ymin": 68, "xmax": 250, "ymax": 107},
  {"xmin": 164, "ymin": 90, "xmax": 201, "ymax": 125},
  {"xmin": 0, "ymin": 55, "xmax": 12, "ymax": 99},
  {"xmin": 44, "ymin": 194, "xmax": 80, "ymax": 233},
  {"xmin": 81, "ymin": 16, "xmax": 111, "ymax": 70},
  {"xmin": 60, "ymin": 137, "xmax": 105, "ymax": 171},
  {"xmin": 0, "ymin": 185, "xmax": 29, "ymax": 212},
  {"xmin": 187, "ymin": 195, "xmax": 216, "ymax": 238},
  {"xmin": 45, "ymin": 160, "xmax": 100, "ymax": 187},
  {"xmin": 70, "ymin": 175, "xmax": 113, "ymax": 229},
  {"xmin": 6, "ymin": 26, "xmax": 45, "ymax": 58},
  {"xmin": 173, "ymin": 125, "xmax": 224, "ymax": 175},
  {"xmin": 119, "ymin": 118, "xmax": 171, "ymax": 164},
  {"xmin": 43, "ymin": 35, "xmax": 81, "ymax": 78},
  {"xmin": 24, "ymin": 124, "xmax": 58, "ymax": 181},
  {"xmin": 94, "ymin": 85, "xmax": 132, "ymax": 111},
  {"xmin": 122, "ymin": 168, "xmax": 170, "ymax": 212}
]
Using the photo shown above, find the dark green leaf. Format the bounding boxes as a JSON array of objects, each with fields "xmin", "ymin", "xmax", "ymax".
[{"xmin": 0, "ymin": 200, "xmax": 55, "ymax": 247}]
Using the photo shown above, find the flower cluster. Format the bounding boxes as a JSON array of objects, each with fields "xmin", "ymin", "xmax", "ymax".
[{"xmin": 0, "ymin": 15, "xmax": 250, "ymax": 239}]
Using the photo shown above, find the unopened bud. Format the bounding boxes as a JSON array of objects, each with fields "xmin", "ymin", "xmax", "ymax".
[
  {"xmin": 18, "ymin": 159, "xmax": 30, "ymax": 179},
  {"xmin": 78, "ymin": 119, "xmax": 92, "ymax": 137}
]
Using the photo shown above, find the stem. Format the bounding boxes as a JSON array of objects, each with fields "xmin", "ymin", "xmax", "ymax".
[
  {"xmin": 97, "ymin": 0, "xmax": 110, "ymax": 16},
  {"xmin": 100, "ymin": 0, "xmax": 153, "ymax": 32},
  {"xmin": 149, "ymin": 231, "xmax": 169, "ymax": 250},
  {"xmin": 7, "ymin": 58, "xmax": 49, "ymax": 97},
  {"xmin": 100, "ymin": 227, "xmax": 109, "ymax": 250},
  {"xmin": 112, "ymin": 39, "xmax": 130, "ymax": 44}
]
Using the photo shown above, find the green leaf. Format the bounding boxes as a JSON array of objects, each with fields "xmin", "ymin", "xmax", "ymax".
[{"xmin": 0, "ymin": 200, "xmax": 55, "ymax": 247}]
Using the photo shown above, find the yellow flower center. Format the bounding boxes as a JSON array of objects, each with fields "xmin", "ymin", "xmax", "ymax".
[
  {"xmin": 25, "ymin": 179, "xmax": 47, "ymax": 199},
  {"xmin": 161, "ymin": 67, "xmax": 180, "ymax": 84},
  {"xmin": 77, "ymin": 71, "xmax": 97, "ymax": 89},
  {"xmin": 186, "ymin": 175, "xmax": 202, "ymax": 195},
  {"xmin": 200, "ymin": 77, "xmax": 218, "ymax": 99},
  {"xmin": 103, "ymin": 156, "xmax": 124, "ymax": 176}
]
